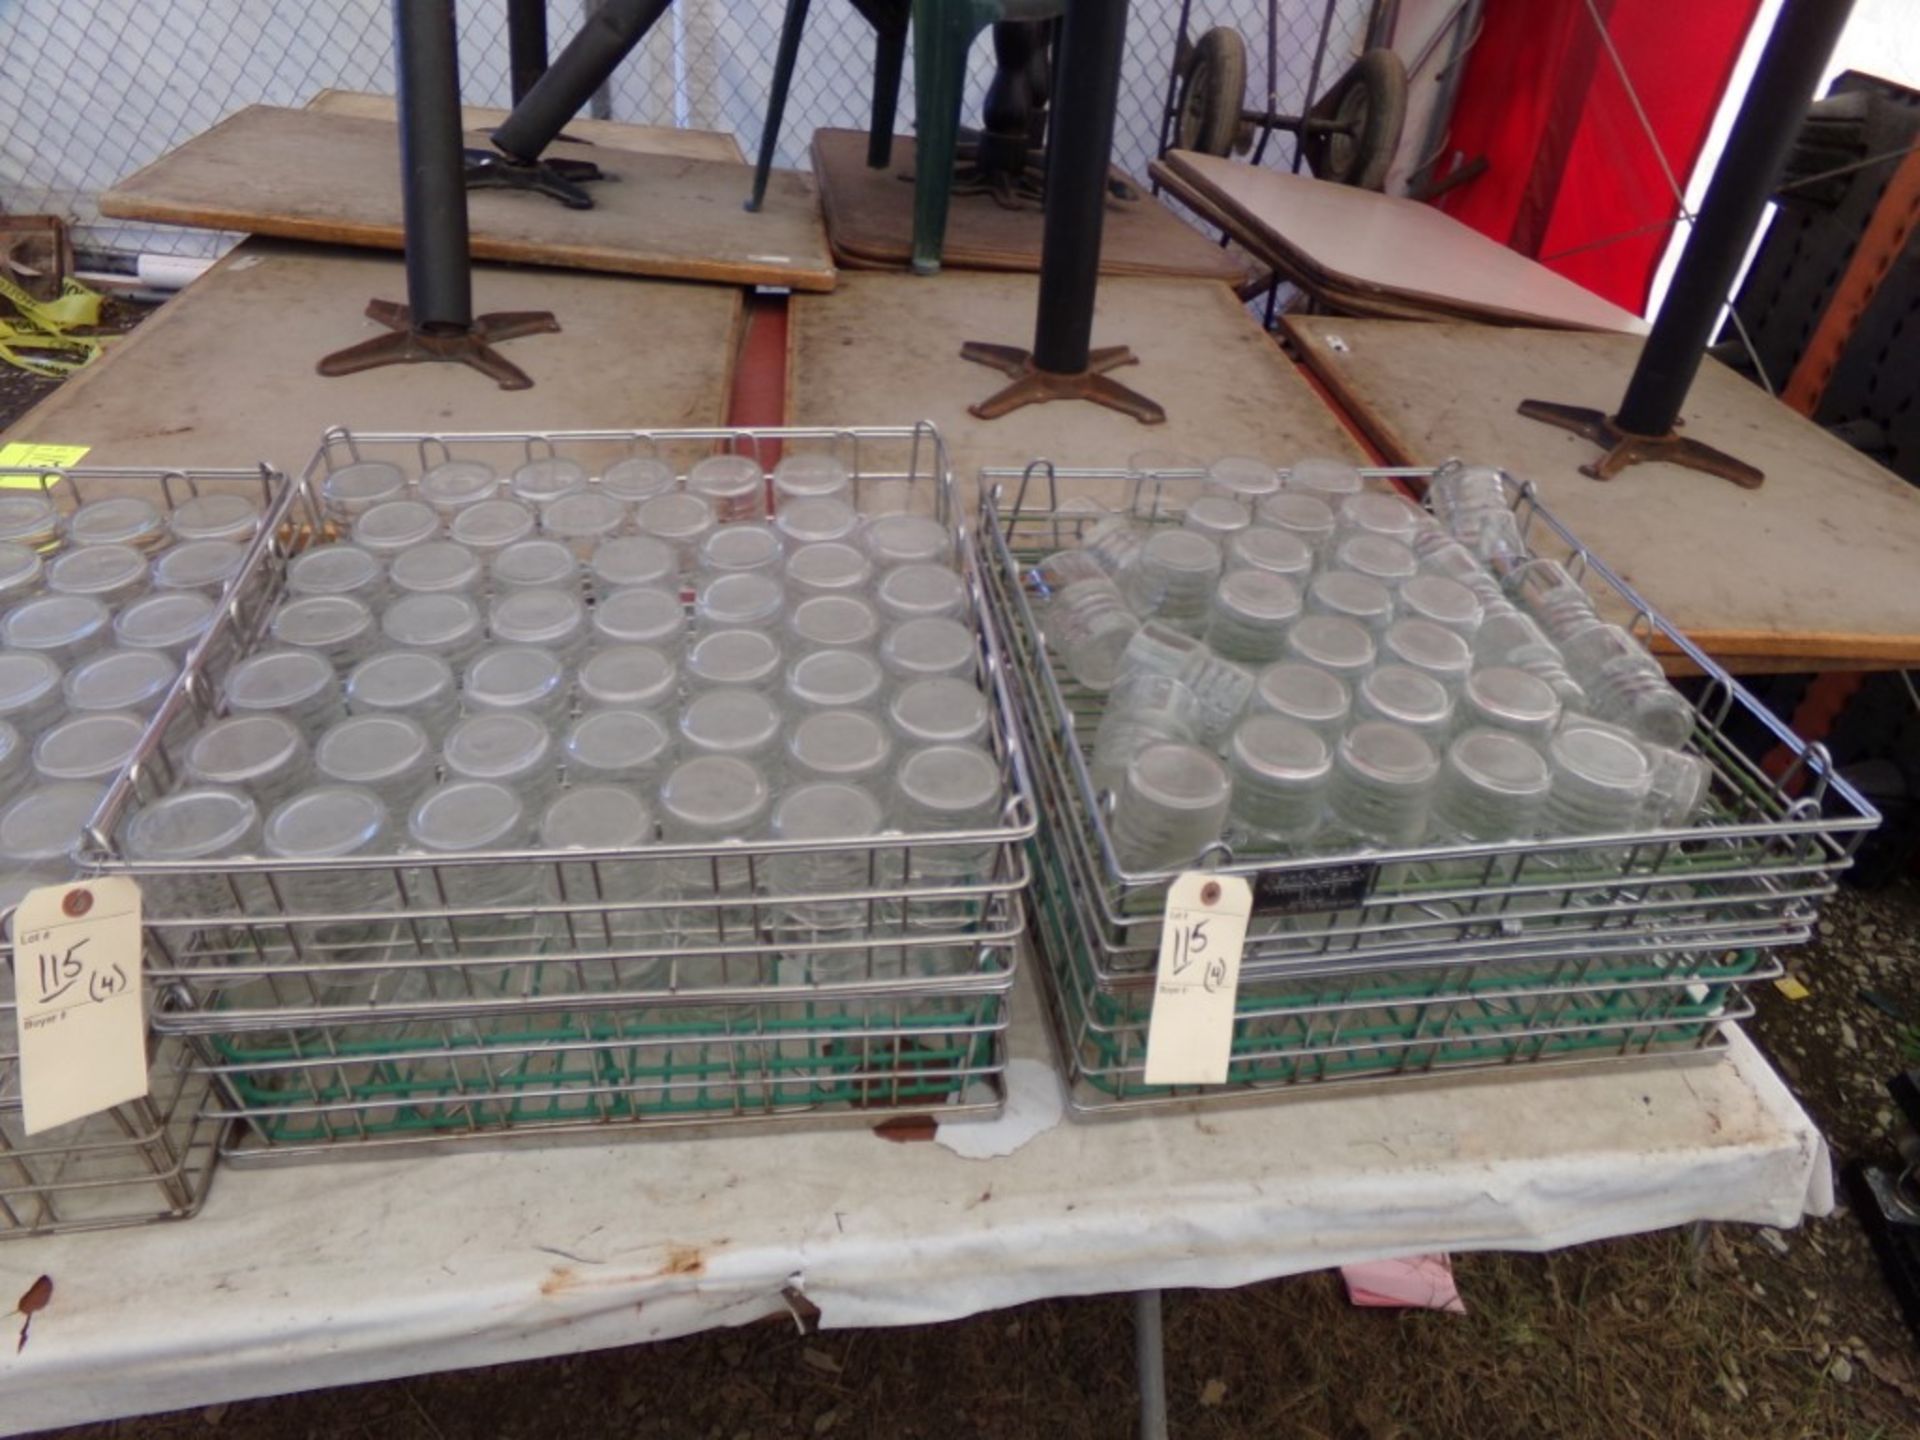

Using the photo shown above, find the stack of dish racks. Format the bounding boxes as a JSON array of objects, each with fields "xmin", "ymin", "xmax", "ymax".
[
  {"xmin": 6, "ymin": 423, "xmax": 1035, "ymax": 1237},
  {"xmin": 976, "ymin": 459, "xmax": 1878, "ymax": 1113}
]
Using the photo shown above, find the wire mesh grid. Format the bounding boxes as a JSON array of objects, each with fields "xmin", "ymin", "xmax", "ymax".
[
  {"xmin": 0, "ymin": 0, "xmax": 1370, "ymax": 260},
  {"xmin": 86, "ymin": 423, "xmax": 1037, "ymax": 1153}
]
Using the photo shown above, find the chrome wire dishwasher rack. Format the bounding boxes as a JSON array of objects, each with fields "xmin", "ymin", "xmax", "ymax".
[
  {"xmin": 88, "ymin": 425, "xmax": 1038, "ymax": 1158},
  {"xmin": 979, "ymin": 460, "xmax": 1877, "ymax": 1111},
  {"xmin": 3, "ymin": 462, "xmax": 304, "ymax": 1234}
]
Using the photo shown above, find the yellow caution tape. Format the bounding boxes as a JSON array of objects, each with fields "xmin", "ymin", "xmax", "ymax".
[{"xmin": 0, "ymin": 274, "xmax": 108, "ymax": 378}]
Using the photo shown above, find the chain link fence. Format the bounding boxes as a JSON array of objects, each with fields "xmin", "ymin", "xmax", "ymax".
[{"xmin": 0, "ymin": 0, "xmax": 1369, "ymax": 261}]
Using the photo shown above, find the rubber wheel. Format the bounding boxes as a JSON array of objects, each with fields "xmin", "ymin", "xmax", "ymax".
[
  {"xmin": 1304, "ymin": 48, "xmax": 1408, "ymax": 190},
  {"xmin": 1175, "ymin": 27, "xmax": 1248, "ymax": 157}
]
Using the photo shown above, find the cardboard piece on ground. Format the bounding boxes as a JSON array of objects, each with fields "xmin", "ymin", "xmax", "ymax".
[
  {"xmin": 1283, "ymin": 314, "xmax": 1920, "ymax": 669},
  {"xmin": 812, "ymin": 128, "xmax": 1246, "ymax": 284},
  {"xmin": 1165, "ymin": 150, "xmax": 1646, "ymax": 335},
  {"xmin": 789, "ymin": 273, "xmax": 1365, "ymax": 494},
  {"xmin": 0, "ymin": 240, "xmax": 743, "ymax": 472},
  {"xmin": 102, "ymin": 105, "xmax": 835, "ymax": 293},
  {"xmin": 305, "ymin": 88, "xmax": 745, "ymax": 164}
]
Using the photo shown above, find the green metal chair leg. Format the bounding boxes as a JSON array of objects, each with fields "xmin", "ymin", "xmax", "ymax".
[
  {"xmin": 910, "ymin": 0, "xmax": 991, "ymax": 274},
  {"xmin": 748, "ymin": 0, "xmax": 815, "ymax": 212},
  {"xmin": 868, "ymin": 22, "xmax": 908, "ymax": 169}
]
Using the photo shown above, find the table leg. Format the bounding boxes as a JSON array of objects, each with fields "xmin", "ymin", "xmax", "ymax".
[{"xmin": 1134, "ymin": 1288, "xmax": 1170, "ymax": 1440}]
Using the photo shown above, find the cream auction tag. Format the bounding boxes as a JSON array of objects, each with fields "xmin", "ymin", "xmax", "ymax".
[
  {"xmin": 1143, "ymin": 872, "xmax": 1252, "ymax": 1087},
  {"xmin": 13, "ymin": 877, "xmax": 145, "ymax": 1135}
]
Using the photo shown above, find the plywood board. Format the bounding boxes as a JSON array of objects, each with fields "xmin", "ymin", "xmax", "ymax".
[
  {"xmin": 1167, "ymin": 151, "xmax": 1646, "ymax": 335},
  {"xmin": 306, "ymin": 88, "xmax": 745, "ymax": 163},
  {"xmin": 102, "ymin": 105, "xmax": 834, "ymax": 292},
  {"xmin": 1283, "ymin": 314, "xmax": 1920, "ymax": 668},
  {"xmin": 2, "ymin": 240, "xmax": 742, "ymax": 472},
  {"xmin": 813, "ymin": 129, "xmax": 1246, "ymax": 284},
  {"xmin": 790, "ymin": 272, "xmax": 1364, "ymax": 495}
]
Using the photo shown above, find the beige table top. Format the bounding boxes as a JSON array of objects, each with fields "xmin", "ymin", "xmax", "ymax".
[{"xmin": 305, "ymin": 89, "xmax": 746, "ymax": 164}]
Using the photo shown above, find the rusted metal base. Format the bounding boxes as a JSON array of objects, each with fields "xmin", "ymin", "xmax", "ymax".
[
  {"xmin": 960, "ymin": 341, "xmax": 1166, "ymax": 423},
  {"xmin": 1516, "ymin": 399, "xmax": 1764, "ymax": 489},
  {"xmin": 317, "ymin": 300, "xmax": 561, "ymax": 390},
  {"xmin": 464, "ymin": 147, "xmax": 605, "ymax": 209}
]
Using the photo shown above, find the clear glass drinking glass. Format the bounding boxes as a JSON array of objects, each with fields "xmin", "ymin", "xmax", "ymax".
[
  {"xmin": 1041, "ymin": 573, "xmax": 1138, "ymax": 692},
  {"xmin": 315, "ymin": 713, "xmax": 437, "ymax": 808},
  {"xmin": 0, "ymin": 650, "xmax": 64, "ymax": 733},
  {"xmin": 788, "ymin": 708, "xmax": 893, "ymax": 786},
  {"xmin": 1512, "ymin": 558, "xmax": 1601, "ymax": 646},
  {"xmin": 320, "ymin": 460, "xmax": 406, "ymax": 525},
  {"xmin": 63, "ymin": 647, "xmax": 176, "ymax": 717},
  {"xmin": 864, "ymin": 514, "xmax": 952, "ymax": 568},
  {"xmin": 1458, "ymin": 665, "xmax": 1560, "ymax": 743},
  {"xmin": 1335, "ymin": 491, "xmax": 1423, "ymax": 545},
  {"xmin": 382, "ymin": 591, "xmax": 486, "ymax": 667},
  {"xmin": 563, "ymin": 707, "xmax": 675, "ymax": 786},
  {"xmin": 1226, "ymin": 715, "xmax": 1330, "ymax": 850},
  {"xmin": 1381, "ymin": 618, "xmax": 1473, "ymax": 693},
  {"xmin": 1077, "ymin": 512, "xmax": 1149, "ymax": 578},
  {"xmin": 688, "ymin": 454, "xmax": 768, "ymax": 523},
  {"xmin": 1109, "ymin": 741, "xmax": 1230, "ymax": 872},
  {"xmin": 1183, "ymin": 495, "xmax": 1252, "ymax": 545},
  {"xmin": 1090, "ymin": 671, "xmax": 1201, "ymax": 793},
  {"xmin": 491, "ymin": 537, "xmax": 577, "ymax": 592},
  {"xmin": 346, "ymin": 650, "xmax": 460, "ymax": 735},
  {"xmin": 449, "ymin": 497, "xmax": 538, "ymax": 556},
  {"xmin": 1254, "ymin": 491, "xmax": 1336, "ymax": 552},
  {"xmin": 270, "ymin": 594, "xmax": 378, "ymax": 670},
  {"xmin": 406, "ymin": 779, "xmax": 550, "ymax": 971},
  {"xmin": 286, "ymin": 544, "xmax": 386, "ymax": 606},
  {"xmin": 592, "ymin": 585, "xmax": 687, "ymax": 654},
  {"xmin": 677, "ymin": 686, "xmax": 782, "ymax": 763},
  {"xmin": 388, "ymin": 539, "xmax": 482, "ymax": 596},
  {"xmin": 767, "ymin": 781, "xmax": 884, "ymax": 955},
  {"xmin": 510, "ymin": 456, "xmax": 590, "ymax": 509},
  {"xmin": 1641, "ymin": 743, "xmax": 1712, "ymax": 829},
  {"xmin": 1332, "ymin": 533, "xmax": 1417, "ymax": 588},
  {"xmin": 878, "ymin": 617, "xmax": 974, "ymax": 685},
  {"xmin": 0, "ymin": 495, "xmax": 58, "ymax": 553},
  {"xmin": 1471, "ymin": 608, "xmax": 1586, "ymax": 709},
  {"xmin": 1355, "ymin": 664, "xmax": 1454, "ymax": 745},
  {"xmin": 123, "ymin": 786, "xmax": 262, "ymax": 917},
  {"xmin": 694, "ymin": 570, "xmax": 784, "ymax": 631},
  {"xmin": 351, "ymin": 499, "xmax": 440, "ymax": 559},
  {"xmin": 1306, "ymin": 570, "xmax": 1394, "ymax": 634},
  {"xmin": 786, "ymin": 648, "xmax": 884, "ymax": 712},
  {"xmin": 773, "ymin": 495, "xmax": 861, "ymax": 549},
  {"xmin": 541, "ymin": 489, "xmax": 625, "ymax": 560},
  {"xmin": 263, "ymin": 783, "xmax": 397, "ymax": 984},
  {"xmin": 0, "ymin": 721, "xmax": 28, "ymax": 809},
  {"xmin": 540, "ymin": 785, "xmax": 665, "ymax": 965},
  {"xmin": 1206, "ymin": 455, "xmax": 1281, "ymax": 503},
  {"xmin": 590, "ymin": 535, "xmax": 679, "ymax": 600},
  {"xmin": 601, "ymin": 455, "xmax": 677, "ymax": 507},
  {"xmin": 223, "ymin": 646, "xmax": 343, "ymax": 732},
  {"xmin": 890, "ymin": 676, "xmax": 990, "ymax": 749},
  {"xmin": 67, "ymin": 495, "xmax": 162, "ymax": 550},
  {"xmin": 462, "ymin": 645, "xmax": 569, "ymax": 725},
  {"xmin": 183, "ymin": 714, "xmax": 313, "ymax": 811},
  {"xmin": 657, "ymin": 753, "xmax": 771, "ymax": 912},
  {"xmin": 0, "ymin": 781, "xmax": 106, "ymax": 880},
  {"xmin": 1115, "ymin": 620, "xmax": 1252, "ymax": 745},
  {"xmin": 1426, "ymin": 460, "xmax": 1508, "ymax": 536},
  {"xmin": 169, "ymin": 492, "xmax": 261, "ymax": 546},
  {"xmin": 1414, "ymin": 535, "xmax": 1506, "ymax": 608},
  {"xmin": 47, "ymin": 542, "xmax": 147, "ymax": 607},
  {"xmin": 32, "ymin": 711, "xmax": 144, "ymax": 784},
  {"xmin": 417, "ymin": 458, "xmax": 498, "ymax": 518},
  {"xmin": 786, "ymin": 540, "xmax": 873, "ymax": 598},
  {"xmin": 1561, "ymin": 623, "xmax": 1696, "ymax": 748},
  {"xmin": 875, "ymin": 562, "xmax": 966, "ymax": 624},
  {"xmin": 151, "ymin": 540, "xmax": 246, "ymax": 597},
  {"xmin": 1284, "ymin": 614, "xmax": 1375, "ymax": 679},
  {"xmin": 1123, "ymin": 529, "xmax": 1221, "ymax": 634},
  {"xmin": 1326, "ymin": 721, "xmax": 1439, "ymax": 847},
  {"xmin": 1249, "ymin": 660, "xmax": 1350, "ymax": 742},
  {"xmin": 113, "ymin": 589, "xmax": 215, "ymax": 660},
  {"xmin": 1203, "ymin": 568, "xmax": 1301, "ymax": 664},
  {"xmin": 893, "ymin": 742, "xmax": 1004, "ymax": 885},
  {"xmin": 577, "ymin": 644, "xmax": 677, "ymax": 711},
  {"xmin": 1226, "ymin": 525, "xmax": 1314, "ymax": 581},
  {"xmin": 1544, "ymin": 720, "xmax": 1653, "ymax": 837},
  {"xmin": 443, "ymin": 710, "xmax": 558, "ymax": 808},
  {"xmin": 0, "ymin": 541, "xmax": 42, "ymax": 606},
  {"xmin": 1396, "ymin": 573, "xmax": 1483, "ymax": 639},
  {"xmin": 1283, "ymin": 456, "xmax": 1364, "ymax": 499},
  {"xmin": 696, "ymin": 523, "xmax": 783, "ymax": 578},
  {"xmin": 789, "ymin": 593, "xmax": 880, "ymax": 652},
  {"xmin": 1433, "ymin": 728, "xmax": 1552, "ymax": 842},
  {"xmin": 489, "ymin": 586, "xmax": 588, "ymax": 665},
  {"xmin": 635, "ymin": 492, "xmax": 717, "ymax": 569},
  {"xmin": 685, "ymin": 627, "xmax": 783, "ymax": 691},
  {"xmin": 772, "ymin": 452, "xmax": 853, "ymax": 506}
]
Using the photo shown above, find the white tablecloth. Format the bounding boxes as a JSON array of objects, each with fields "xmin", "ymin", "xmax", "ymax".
[{"xmin": 0, "ymin": 971, "xmax": 1828, "ymax": 1435}]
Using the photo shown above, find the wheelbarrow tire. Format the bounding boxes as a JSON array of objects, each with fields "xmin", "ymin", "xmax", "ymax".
[
  {"xmin": 1175, "ymin": 26, "xmax": 1248, "ymax": 158},
  {"xmin": 1307, "ymin": 47, "xmax": 1407, "ymax": 191}
]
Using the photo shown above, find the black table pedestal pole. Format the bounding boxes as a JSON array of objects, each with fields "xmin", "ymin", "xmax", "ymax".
[
  {"xmin": 962, "ymin": 0, "xmax": 1164, "ymax": 424},
  {"xmin": 1518, "ymin": 0, "xmax": 1854, "ymax": 488},
  {"xmin": 319, "ymin": 0, "xmax": 558, "ymax": 390}
]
